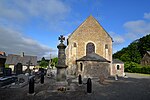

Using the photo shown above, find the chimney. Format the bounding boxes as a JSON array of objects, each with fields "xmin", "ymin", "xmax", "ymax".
[{"xmin": 21, "ymin": 52, "xmax": 24, "ymax": 57}]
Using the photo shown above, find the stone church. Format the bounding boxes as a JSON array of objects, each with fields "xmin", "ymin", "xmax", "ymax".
[{"xmin": 66, "ymin": 16, "xmax": 113, "ymax": 78}]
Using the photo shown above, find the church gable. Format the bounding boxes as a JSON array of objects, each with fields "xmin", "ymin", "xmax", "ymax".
[
  {"xmin": 68, "ymin": 15, "xmax": 112, "ymax": 42},
  {"xmin": 66, "ymin": 15, "xmax": 112, "ymax": 61}
]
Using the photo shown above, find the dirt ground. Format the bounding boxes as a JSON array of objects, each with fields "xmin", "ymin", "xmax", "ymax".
[{"xmin": 0, "ymin": 73, "xmax": 150, "ymax": 100}]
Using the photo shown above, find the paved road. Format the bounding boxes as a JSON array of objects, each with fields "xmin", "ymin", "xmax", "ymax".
[
  {"xmin": 0, "ymin": 73, "xmax": 150, "ymax": 100},
  {"xmin": 126, "ymin": 72, "xmax": 150, "ymax": 78}
]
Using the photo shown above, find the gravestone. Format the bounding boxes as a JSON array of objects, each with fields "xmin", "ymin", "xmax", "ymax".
[
  {"xmin": 25, "ymin": 60, "xmax": 32, "ymax": 75},
  {"xmin": 17, "ymin": 74, "xmax": 28, "ymax": 87},
  {"xmin": 14, "ymin": 63, "xmax": 23, "ymax": 75},
  {"xmin": 46, "ymin": 68, "xmax": 51, "ymax": 76},
  {"xmin": 56, "ymin": 35, "xmax": 68, "ymax": 81},
  {"xmin": 3, "ymin": 68, "xmax": 12, "ymax": 76},
  {"xmin": 0, "ymin": 67, "xmax": 4, "ymax": 77}
]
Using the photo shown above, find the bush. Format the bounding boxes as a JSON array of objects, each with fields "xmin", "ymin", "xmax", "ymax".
[
  {"xmin": 141, "ymin": 67, "xmax": 150, "ymax": 74},
  {"xmin": 124, "ymin": 62, "xmax": 150, "ymax": 74}
]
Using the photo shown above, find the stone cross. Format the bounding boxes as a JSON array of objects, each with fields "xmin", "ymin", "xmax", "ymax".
[
  {"xmin": 59, "ymin": 35, "xmax": 65, "ymax": 43},
  {"xmin": 56, "ymin": 35, "xmax": 68, "ymax": 81},
  {"xmin": 26, "ymin": 60, "xmax": 32, "ymax": 75}
]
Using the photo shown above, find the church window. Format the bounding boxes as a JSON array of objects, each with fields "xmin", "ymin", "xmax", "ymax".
[
  {"xmin": 80, "ymin": 63, "xmax": 83, "ymax": 71},
  {"xmin": 86, "ymin": 42, "xmax": 95, "ymax": 55},
  {"xmin": 73, "ymin": 42, "xmax": 77, "ymax": 47},
  {"xmin": 117, "ymin": 65, "xmax": 120, "ymax": 70},
  {"xmin": 67, "ymin": 39, "xmax": 69, "ymax": 45},
  {"xmin": 105, "ymin": 44, "xmax": 108, "ymax": 49}
]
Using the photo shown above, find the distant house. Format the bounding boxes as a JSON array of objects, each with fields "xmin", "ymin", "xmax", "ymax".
[
  {"xmin": 5, "ymin": 53, "xmax": 37, "ymax": 72},
  {"xmin": 112, "ymin": 59, "xmax": 124, "ymax": 77},
  {"xmin": 141, "ymin": 51, "xmax": 150, "ymax": 66}
]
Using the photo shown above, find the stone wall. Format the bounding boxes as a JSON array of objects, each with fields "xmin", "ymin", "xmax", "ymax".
[
  {"xmin": 112, "ymin": 64, "xmax": 124, "ymax": 76},
  {"xmin": 77, "ymin": 61, "xmax": 110, "ymax": 78},
  {"xmin": 9, "ymin": 65, "xmax": 34, "ymax": 72}
]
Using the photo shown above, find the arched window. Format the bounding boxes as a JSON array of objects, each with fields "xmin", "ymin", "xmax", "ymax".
[
  {"xmin": 117, "ymin": 65, "xmax": 120, "ymax": 70},
  {"xmin": 105, "ymin": 44, "xmax": 108, "ymax": 49},
  {"xmin": 80, "ymin": 63, "xmax": 83, "ymax": 71},
  {"xmin": 86, "ymin": 42, "xmax": 95, "ymax": 55},
  {"xmin": 73, "ymin": 42, "xmax": 77, "ymax": 47}
]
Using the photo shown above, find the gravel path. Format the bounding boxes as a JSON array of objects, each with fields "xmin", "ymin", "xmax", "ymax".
[{"xmin": 0, "ymin": 73, "xmax": 150, "ymax": 100}]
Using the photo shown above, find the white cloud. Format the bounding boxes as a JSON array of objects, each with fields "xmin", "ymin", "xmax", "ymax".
[
  {"xmin": 123, "ymin": 20, "xmax": 150, "ymax": 39},
  {"xmin": 0, "ymin": 26, "xmax": 56, "ymax": 59},
  {"xmin": 0, "ymin": 0, "xmax": 70, "ymax": 23},
  {"xmin": 144, "ymin": 13, "xmax": 150, "ymax": 20},
  {"xmin": 124, "ymin": 20, "xmax": 150, "ymax": 34},
  {"xmin": 109, "ymin": 32, "xmax": 125, "ymax": 45}
]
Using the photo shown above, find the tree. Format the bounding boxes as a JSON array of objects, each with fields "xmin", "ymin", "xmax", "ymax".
[
  {"xmin": 52, "ymin": 57, "xmax": 58, "ymax": 65},
  {"xmin": 51, "ymin": 57, "xmax": 58, "ymax": 68},
  {"xmin": 39, "ymin": 57, "xmax": 48, "ymax": 68},
  {"xmin": 113, "ymin": 34, "xmax": 150, "ymax": 64}
]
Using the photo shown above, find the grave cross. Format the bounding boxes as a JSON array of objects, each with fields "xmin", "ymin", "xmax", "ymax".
[
  {"xmin": 59, "ymin": 35, "xmax": 65, "ymax": 43},
  {"xmin": 26, "ymin": 60, "xmax": 32, "ymax": 74}
]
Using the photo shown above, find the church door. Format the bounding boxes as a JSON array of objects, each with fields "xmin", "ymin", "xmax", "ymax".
[{"xmin": 86, "ymin": 42, "xmax": 95, "ymax": 55}]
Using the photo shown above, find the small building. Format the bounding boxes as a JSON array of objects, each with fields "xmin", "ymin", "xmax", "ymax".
[
  {"xmin": 76, "ymin": 53, "xmax": 111, "ymax": 78},
  {"xmin": 5, "ymin": 53, "xmax": 37, "ymax": 72},
  {"xmin": 141, "ymin": 51, "xmax": 150, "ymax": 66},
  {"xmin": 112, "ymin": 59, "xmax": 124, "ymax": 77}
]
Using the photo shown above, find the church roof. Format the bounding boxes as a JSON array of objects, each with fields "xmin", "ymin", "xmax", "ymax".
[
  {"xmin": 112, "ymin": 59, "xmax": 124, "ymax": 64},
  {"xmin": 76, "ymin": 53, "xmax": 110, "ymax": 62},
  {"xmin": 68, "ymin": 15, "xmax": 113, "ymax": 41}
]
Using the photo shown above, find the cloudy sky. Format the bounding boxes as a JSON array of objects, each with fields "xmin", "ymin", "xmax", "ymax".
[{"xmin": 0, "ymin": 0, "xmax": 150, "ymax": 59}]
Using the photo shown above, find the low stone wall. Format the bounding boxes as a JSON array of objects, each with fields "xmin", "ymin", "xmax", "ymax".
[{"xmin": 77, "ymin": 61, "xmax": 110, "ymax": 78}]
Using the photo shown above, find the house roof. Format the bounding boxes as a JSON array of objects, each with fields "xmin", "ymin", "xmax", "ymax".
[
  {"xmin": 146, "ymin": 51, "xmax": 150, "ymax": 56},
  {"xmin": 0, "ymin": 55, "xmax": 6, "ymax": 59},
  {"xmin": 5, "ymin": 54, "xmax": 37, "ymax": 65},
  {"xmin": 76, "ymin": 53, "xmax": 110, "ymax": 62},
  {"xmin": 112, "ymin": 59, "xmax": 124, "ymax": 64},
  {"xmin": 68, "ymin": 15, "xmax": 113, "ymax": 41}
]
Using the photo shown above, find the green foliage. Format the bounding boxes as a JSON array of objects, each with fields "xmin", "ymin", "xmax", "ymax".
[
  {"xmin": 138, "ymin": 34, "xmax": 150, "ymax": 57},
  {"xmin": 120, "ymin": 53, "xmax": 131, "ymax": 62},
  {"xmin": 113, "ymin": 34, "xmax": 150, "ymax": 63},
  {"xmin": 39, "ymin": 61, "xmax": 48, "ymax": 68},
  {"xmin": 124, "ymin": 62, "xmax": 150, "ymax": 74},
  {"xmin": 41, "ymin": 57, "xmax": 46, "ymax": 61},
  {"xmin": 52, "ymin": 57, "xmax": 58, "ymax": 65},
  {"xmin": 39, "ymin": 57, "xmax": 48, "ymax": 68},
  {"xmin": 5, "ymin": 64, "xmax": 9, "ymax": 68},
  {"xmin": 51, "ymin": 57, "xmax": 58, "ymax": 68}
]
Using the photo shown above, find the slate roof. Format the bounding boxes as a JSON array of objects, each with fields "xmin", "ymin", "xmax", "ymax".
[
  {"xmin": 112, "ymin": 59, "xmax": 124, "ymax": 64},
  {"xmin": 5, "ymin": 54, "xmax": 37, "ymax": 66},
  {"xmin": 76, "ymin": 53, "xmax": 110, "ymax": 62}
]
